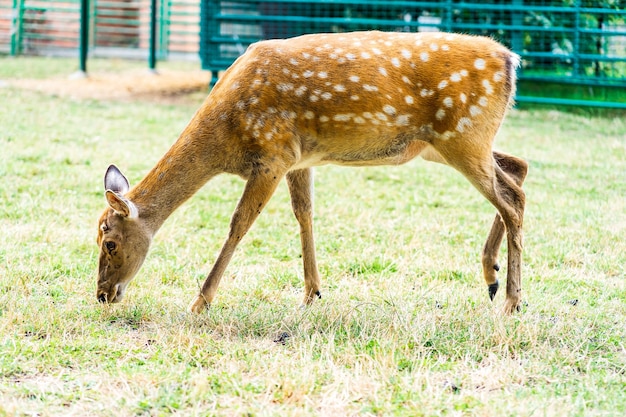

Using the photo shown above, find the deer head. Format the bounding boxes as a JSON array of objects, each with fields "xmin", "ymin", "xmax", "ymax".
[{"xmin": 96, "ymin": 165, "xmax": 151, "ymax": 303}]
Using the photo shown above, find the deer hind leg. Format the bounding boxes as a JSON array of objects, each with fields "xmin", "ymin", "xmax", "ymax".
[
  {"xmin": 189, "ymin": 166, "xmax": 287, "ymax": 314},
  {"xmin": 482, "ymin": 152, "xmax": 528, "ymax": 302},
  {"xmin": 286, "ymin": 168, "xmax": 322, "ymax": 306},
  {"xmin": 439, "ymin": 145, "xmax": 526, "ymax": 314}
]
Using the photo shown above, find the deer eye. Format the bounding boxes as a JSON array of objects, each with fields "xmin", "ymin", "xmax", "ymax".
[
  {"xmin": 100, "ymin": 223, "xmax": 109, "ymax": 232},
  {"xmin": 105, "ymin": 241, "xmax": 116, "ymax": 253}
]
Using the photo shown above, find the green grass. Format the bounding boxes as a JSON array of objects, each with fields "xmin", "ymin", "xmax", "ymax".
[{"xmin": 1, "ymin": 57, "xmax": 625, "ymax": 416}]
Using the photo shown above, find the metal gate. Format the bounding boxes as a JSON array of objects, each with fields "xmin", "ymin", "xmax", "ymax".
[
  {"xmin": 200, "ymin": 0, "xmax": 626, "ymax": 107},
  {"xmin": 0, "ymin": 0, "xmax": 200, "ymax": 59}
]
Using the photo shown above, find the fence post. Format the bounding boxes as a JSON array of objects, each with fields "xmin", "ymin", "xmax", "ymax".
[
  {"xmin": 149, "ymin": 0, "xmax": 157, "ymax": 72},
  {"xmin": 78, "ymin": 0, "xmax": 89, "ymax": 74},
  {"xmin": 10, "ymin": 0, "xmax": 23, "ymax": 56},
  {"xmin": 573, "ymin": 0, "xmax": 581, "ymax": 77}
]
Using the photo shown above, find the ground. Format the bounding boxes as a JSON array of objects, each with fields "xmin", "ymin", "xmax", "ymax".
[{"xmin": 7, "ymin": 67, "xmax": 212, "ymax": 105}]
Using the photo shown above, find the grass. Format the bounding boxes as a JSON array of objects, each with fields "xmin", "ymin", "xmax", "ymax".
[{"xmin": 1, "ymin": 56, "xmax": 625, "ymax": 416}]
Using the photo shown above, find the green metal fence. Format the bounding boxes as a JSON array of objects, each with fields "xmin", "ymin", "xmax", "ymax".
[
  {"xmin": 200, "ymin": 0, "xmax": 626, "ymax": 108},
  {"xmin": 0, "ymin": 0, "xmax": 199, "ymax": 60}
]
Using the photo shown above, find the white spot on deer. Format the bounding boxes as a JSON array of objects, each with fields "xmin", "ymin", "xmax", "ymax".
[
  {"xmin": 482, "ymin": 79, "xmax": 494, "ymax": 95},
  {"xmin": 363, "ymin": 84, "xmax": 379, "ymax": 92},
  {"xmin": 420, "ymin": 89, "xmax": 434, "ymax": 97},
  {"xmin": 405, "ymin": 95, "xmax": 414, "ymax": 105},
  {"xmin": 372, "ymin": 48, "xmax": 382, "ymax": 55},
  {"xmin": 321, "ymin": 92, "xmax": 332, "ymax": 100},
  {"xmin": 354, "ymin": 116, "xmax": 366, "ymax": 124},
  {"xmin": 351, "ymin": 95, "xmax": 360, "ymax": 101},
  {"xmin": 264, "ymin": 132, "xmax": 273, "ymax": 141},
  {"xmin": 401, "ymin": 49, "xmax": 412, "ymax": 59},
  {"xmin": 362, "ymin": 112, "xmax": 373, "ymax": 119},
  {"xmin": 396, "ymin": 115, "xmax": 411, "ymax": 126},
  {"xmin": 379, "ymin": 67, "xmax": 388, "ymax": 76},
  {"xmin": 304, "ymin": 111, "xmax": 315, "ymax": 120},
  {"xmin": 236, "ymin": 100, "xmax": 245, "ymax": 110},
  {"xmin": 303, "ymin": 70, "xmax": 314, "ymax": 78},
  {"xmin": 479, "ymin": 96, "xmax": 488, "ymax": 107},
  {"xmin": 361, "ymin": 51, "xmax": 371, "ymax": 59},
  {"xmin": 383, "ymin": 105, "xmax": 396, "ymax": 116},
  {"xmin": 329, "ymin": 53, "xmax": 339, "ymax": 60},
  {"xmin": 295, "ymin": 86, "xmax": 307, "ymax": 97},
  {"xmin": 318, "ymin": 71, "xmax": 328, "ymax": 79},
  {"xmin": 493, "ymin": 71, "xmax": 504, "ymax": 82},
  {"xmin": 333, "ymin": 114, "xmax": 353, "ymax": 122},
  {"xmin": 436, "ymin": 109, "xmax": 446, "ymax": 120},
  {"xmin": 460, "ymin": 93, "xmax": 467, "ymax": 104},
  {"xmin": 438, "ymin": 80, "xmax": 449, "ymax": 90},
  {"xmin": 277, "ymin": 83, "xmax": 294, "ymax": 93},
  {"xmin": 474, "ymin": 58, "xmax": 486, "ymax": 70},
  {"xmin": 230, "ymin": 81, "xmax": 241, "ymax": 90},
  {"xmin": 376, "ymin": 112, "xmax": 388, "ymax": 121},
  {"xmin": 456, "ymin": 117, "xmax": 472, "ymax": 132},
  {"xmin": 391, "ymin": 57, "xmax": 401, "ymax": 68},
  {"xmin": 420, "ymin": 52, "xmax": 429, "ymax": 62},
  {"xmin": 334, "ymin": 84, "xmax": 346, "ymax": 92},
  {"xmin": 252, "ymin": 79, "xmax": 262, "ymax": 87},
  {"xmin": 346, "ymin": 53, "xmax": 356, "ymax": 60},
  {"xmin": 443, "ymin": 97, "xmax": 453, "ymax": 108},
  {"xmin": 402, "ymin": 76, "xmax": 412, "ymax": 85},
  {"xmin": 283, "ymin": 110, "xmax": 297, "ymax": 120},
  {"xmin": 450, "ymin": 72, "xmax": 462, "ymax": 82},
  {"xmin": 289, "ymin": 58, "xmax": 299, "ymax": 66},
  {"xmin": 302, "ymin": 52, "xmax": 311, "ymax": 59},
  {"xmin": 441, "ymin": 44, "xmax": 450, "ymax": 51},
  {"xmin": 470, "ymin": 105, "xmax": 482, "ymax": 117},
  {"xmin": 267, "ymin": 107, "xmax": 277, "ymax": 114},
  {"xmin": 310, "ymin": 94, "xmax": 319, "ymax": 102},
  {"xmin": 430, "ymin": 43, "xmax": 439, "ymax": 51},
  {"xmin": 349, "ymin": 75, "xmax": 360, "ymax": 83},
  {"xmin": 320, "ymin": 115, "xmax": 329, "ymax": 122},
  {"xmin": 282, "ymin": 68, "xmax": 291, "ymax": 75},
  {"xmin": 460, "ymin": 69, "xmax": 469, "ymax": 77}
]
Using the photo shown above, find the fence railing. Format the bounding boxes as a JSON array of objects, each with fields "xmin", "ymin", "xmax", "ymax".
[
  {"xmin": 200, "ymin": 0, "xmax": 626, "ymax": 108},
  {"xmin": 0, "ymin": 0, "xmax": 199, "ymax": 59}
]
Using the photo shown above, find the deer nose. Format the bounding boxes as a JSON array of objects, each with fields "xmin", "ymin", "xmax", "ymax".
[{"xmin": 97, "ymin": 293, "xmax": 108, "ymax": 303}]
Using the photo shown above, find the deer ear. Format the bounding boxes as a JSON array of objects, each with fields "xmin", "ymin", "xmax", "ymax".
[
  {"xmin": 104, "ymin": 165, "xmax": 137, "ymax": 218},
  {"xmin": 105, "ymin": 190, "xmax": 138, "ymax": 218},
  {"xmin": 104, "ymin": 165, "xmax": 130, "ymax": 195}
]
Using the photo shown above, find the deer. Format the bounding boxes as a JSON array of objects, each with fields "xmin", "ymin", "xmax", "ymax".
[{"xmin": 96, "ymin": 30, "xmax": 528, "ymax": 315}]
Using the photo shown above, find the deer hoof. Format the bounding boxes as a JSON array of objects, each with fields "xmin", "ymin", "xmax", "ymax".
[
  {"xmin": 315, "ymin": 290, "xmax": 322, "ymax": 299},
  {"xmin": 188, "ymin": 295, "xmax": 209, "ymax": 314},
  {"xmin": 488, "ymin": 281, "xmax": 499, "ymax": 301},
  {"xmin": 503, "ymin": 298, "xmax": 522, "ymax": 315}
]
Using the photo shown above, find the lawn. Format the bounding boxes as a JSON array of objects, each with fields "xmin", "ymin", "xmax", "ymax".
[{"xmin": 0, "ymin": 57, "xmax": 625, "ymax": 416}]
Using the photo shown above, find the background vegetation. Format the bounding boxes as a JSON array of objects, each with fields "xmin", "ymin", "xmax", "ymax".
[{"xmin": 0, "ymin": 57, "xmax": 625, "ymax": 416}]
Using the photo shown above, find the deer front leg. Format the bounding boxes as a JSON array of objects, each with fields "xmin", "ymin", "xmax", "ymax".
[
  {"xmin": 286, "ymin": 169, "xmax": 322, "ymax": 306},
  {"xmin": 189, "ymin": 168, "xmax": 286, "ymax": 314}
]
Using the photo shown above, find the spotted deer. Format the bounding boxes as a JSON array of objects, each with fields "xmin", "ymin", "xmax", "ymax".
[{"xmin": 97, "ymin": 30, "xmax": 528, "ymax": 314}]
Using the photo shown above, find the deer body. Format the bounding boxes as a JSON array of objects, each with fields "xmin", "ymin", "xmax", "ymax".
[{"xmin": 97, "ymin": 31, "xmax": 527, "ymax": 314}]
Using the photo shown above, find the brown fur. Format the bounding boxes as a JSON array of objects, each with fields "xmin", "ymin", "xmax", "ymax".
[{"xmin": 96, "ymin": 31, "xmax": 527, "ymax": 314}]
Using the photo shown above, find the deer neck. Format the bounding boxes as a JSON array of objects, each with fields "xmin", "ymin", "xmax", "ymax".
[{"xmin": 127, "ymin": 111, "xmax": 225, "ymax": 235}]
